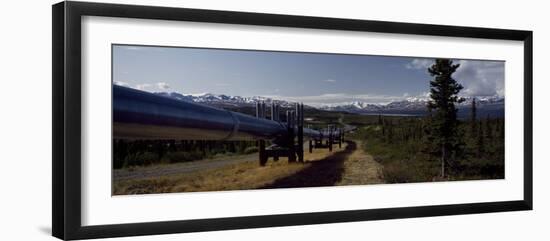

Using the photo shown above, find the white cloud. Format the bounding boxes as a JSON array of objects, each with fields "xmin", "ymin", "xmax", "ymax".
[
  {"xmin": 124, "ymin": 46, "xmax": 142, "ymax": 51},
  {"xmin": 405, "ymin": 58, "xmax": 434, "ymax": 70},
  {"xmin": 132, "ymin": 82, "xmax": 172, "ymax": 92},
  {"xmin": 323, "ymin": 79, "xmax": 337, "ymax": 83},
  {"xmin": 406, "ymin": 58, "xmax": 504, "ymax": 97},
  {"xmin": 135, "ymin": 83, "xmax": 152, "ymax": 91},
  {"xmin": 120, "ymin": 45, "xmax": 167, "ymax": 52},
  {"xmin": 156, "ymin": 82, "xmax": 170, "ymax": 90},
  {"xmin": 453, "ymin": 60, "xmax": 504, "ymax": 97},
  {"xmin": 113, "ymin": 81, "xmax": 130, "ymax": 87}
]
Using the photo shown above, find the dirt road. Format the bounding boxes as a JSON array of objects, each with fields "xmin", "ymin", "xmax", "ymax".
[{"xmin": 337, "ymin": 140, "xmax": 385, "ymax": 185}]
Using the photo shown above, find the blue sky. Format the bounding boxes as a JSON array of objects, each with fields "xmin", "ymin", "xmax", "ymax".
[{"xmin": 113, "ymin": 45, "xmax": 504, "ymax": 106}]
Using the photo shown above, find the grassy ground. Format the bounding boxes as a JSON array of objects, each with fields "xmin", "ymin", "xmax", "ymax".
[
  {"xmin": 113, "ymin": 158, "xmax": 307, "ymax": 194},
  {"xmin": 349, "ymin": 122, "xmax": 504, "ymax": 183},
  {"xmin": 337, "ymin": 140, "xmax": 385, "ymax": 185},
  {"xmin": 114, "ymin": 141, "xmax": 384, "ymax": 195},
  {"xmin": 113, "ymin": 152, "xmax": 258, "ymax": 182}
]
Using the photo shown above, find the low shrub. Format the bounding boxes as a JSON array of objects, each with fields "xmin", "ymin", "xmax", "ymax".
[
  {"xmin": 164, "ymin": 151, "xmax": 205, "ymax": 163},
  {"xmin": 382, "ymin": 162, "xmax": 413, "ymax": 183},
  {"xmin": 243, "ymin": 146, "xmax": 258, "ymax": 154},
  {"xmin": 124, "ymin": 152, "xmax": 160, "ymax": 167}
]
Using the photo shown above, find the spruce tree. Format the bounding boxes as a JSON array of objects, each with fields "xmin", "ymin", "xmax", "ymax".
[
  {"xmin": 470, "ymin": 98, "xmax": 477, "ymax": 137},
  {"xmin": 498, "ymin": 119, "xmax": 505, "ymax": 139},
  {"xmin": 382, "ymin": 119, "xmax": 386, "ymax": 136},
  {"xmin": 485, "ymin": 115, "xmax": 493, "ymax": 156},
  {"xmin": 477, "ymin": 119, "xmax": 485, "ymax": 157},
  {"xmin": 426, "ymin": 59, "xmax": 465, "ymax": 177},
  {"xmin": 387, "ymin": 122, "xmax": 394, "ymax": 144},
  {"xmin": 485, "ymin": 115, "xmax": 493, "ymax": 141}
]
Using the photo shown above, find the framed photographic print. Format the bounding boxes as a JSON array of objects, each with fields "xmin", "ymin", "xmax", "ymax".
[{"xmin": 52, "ymin": 1, "xmax": 533, "ymax": 240}]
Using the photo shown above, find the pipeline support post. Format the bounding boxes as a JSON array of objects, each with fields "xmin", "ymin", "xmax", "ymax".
[
  {"xmin": 338, "ymin": 128, "xmax": 342, "ymax": 148},
  {"xmin": 257, "ymin": 102, "xmax": 267, "ymax": 166},
  {"xmin": 259, "ymin": 141, "xmax": 267, "ymax": 165},
  {"xmin": 342, "ymin": 130, "xmax": 345, "ymax": 142},
  {"xmin": 328, "ymin": 125, "xmax": 333, "ymax": 152},
  {"xmin": 287, "ymin": 110, "xmax": 296, "ymax": 162},
  {"xmin": 271, "ymin": 102, "xmax": 279, "ymax": 161},
  {"xmin": 297, "ymin": 103, "xmax": 304, "ymax": 162}
]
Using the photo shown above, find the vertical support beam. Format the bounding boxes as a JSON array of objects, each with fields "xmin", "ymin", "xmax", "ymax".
[
  {"xmin": 297, "ymin": 103, "xmax": 304, "ymax": 162},
  {"xmin": 318, "ymin": 132, "xmax": 323, "ymax": 150},
  {"xmin": 338, "ymin": 129, "xmax": 342, "ymax": 148},
  {"xmin": 309, "ymin": 139, "xmax": 313, "ymax": 153},
  {"xmin": 259, "ymin": 140, "xmax": 267, "ymax": 166},
  {"xmin": 257, "ymin": 102, "xmax": 267, "ymax": 166},
  {"xmin": 342, "ymin": 130, "xmax": 345, "ymax": 142},
  {"xmin": 301, "ymin": 104, "xmax": 304, "ymax": 121},
  {"xmin": 328, "ymin": 126, "xmax": 333, "ymax": 152},
  {"xmin": 199, "ymin": 140, "xmax": 205, "ymax": 155},
  {"xmin": 261, "ymin": 101, "xmax": 266, "ymax": 119},
  {"xmin": 286, "ymin": 110, "xmax": 290, "ymax": 127},
  {"xmin": 270, "ymin": 102, "xmax": 275, "ymax": 121},
  {"xmin": 262, "ymin": 102, "xmax": 267, "ymax": 119},
  {"xmin": 287, "ymin": 110, "xmax": 296, "ymax": 163},
  {"xmin": 168, "ymin": 139, "xmax": 176, "ymax": 152}
]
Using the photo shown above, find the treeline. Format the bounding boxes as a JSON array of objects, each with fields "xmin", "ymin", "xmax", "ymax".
[
  {"xmin": 378, "ymin": 115, "xmax": 504, "ymax": 158},
  {"xmin": 113, "ymin": 140, "xmax": 259, "ymax": 169},
  {"xmin": 368, "ymin": 114, "xmax": 504, "ymax": 182}
]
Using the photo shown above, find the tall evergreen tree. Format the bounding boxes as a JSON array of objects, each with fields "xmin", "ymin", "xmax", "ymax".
[
  {"xmin": 470, "ymin": 97, "xmax": 477, "ymax": 137},
  {"xmin": 485, "ymin": 115, "xmax": 493, "ymax": 141},
  {"xmin": 426, "ymin": 59, "xmax": 465, "ymax": 177},
  {"xmin": 498, "ymin": 119, "xmax": 505, "ymax": 139},
  {"xmin": 477, "ymin": 119, "xmax": 485, "ymax": 157},
  {"xmin": 385, "ymin": 119, "xmax": 394, "ymax": 143},
  {"xmin": 382, "ymin": 118, "xmax": 386, "ymax": 135}
]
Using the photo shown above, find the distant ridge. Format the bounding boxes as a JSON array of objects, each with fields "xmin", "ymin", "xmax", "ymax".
[{"xmin": 151, "ymin": 89, "xmax": 504, "ymax": 118}]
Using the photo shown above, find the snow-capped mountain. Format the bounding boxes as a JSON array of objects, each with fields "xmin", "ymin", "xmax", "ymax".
[
  {"xmin": 319, "ymin": 100, "xmax": 425, "ymax": 113},
  {"xmin": 154, "ymin": 91, "xmax": 296, "ymax": 108},
  {"xmin": 319, "ymin": 95, "xmax": 504, "ymax": 117},
  {"xmin": 154, "ymin": 90, "xmax": 504, "ymax": 118}
]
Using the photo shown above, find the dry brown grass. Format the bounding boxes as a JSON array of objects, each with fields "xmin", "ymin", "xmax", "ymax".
[
  {"xmin": 337, "ymin": 140, "xmax": 385, "ymax": 185},
  {"xmin": 113, "ymin": 160, "xmax": 305, "ymax": 194},
  {"xmin": 113, "ymin": 143, "xmax": 350, "ymax": 195}
]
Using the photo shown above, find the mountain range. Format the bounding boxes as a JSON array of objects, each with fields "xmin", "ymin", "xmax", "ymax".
[
  {"xmin": 154, "ymin": 91, "xmax": 505, "ymax": 118},
  {"xmin": 155, "ymin": 92, "xmax": 296, "ymax": 108},
  {"xmin": 319, "ymin": 96, "xmax": 504, "ymax": 117}
]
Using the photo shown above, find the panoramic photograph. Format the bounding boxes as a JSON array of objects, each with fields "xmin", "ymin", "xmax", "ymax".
[{"xmin": 111, "ymin": 44, "xmax": 505, "ymax": 195}]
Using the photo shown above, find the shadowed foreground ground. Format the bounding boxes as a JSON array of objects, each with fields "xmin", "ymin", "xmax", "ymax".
[{"xmin": 260, "ymin": 141, "xmax": 356, "ymax": 189}]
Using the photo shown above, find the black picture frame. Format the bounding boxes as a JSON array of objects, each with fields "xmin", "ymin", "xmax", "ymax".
[{"xmin": 52, "ymin": 1, "xmax": 533, "ymax": 240}]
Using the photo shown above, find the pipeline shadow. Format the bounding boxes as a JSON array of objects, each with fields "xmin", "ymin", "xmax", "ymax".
[{"xmin": 260, "ymin": 140, "xmax": 356, "ymax": 189}]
